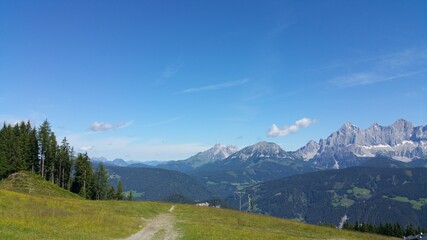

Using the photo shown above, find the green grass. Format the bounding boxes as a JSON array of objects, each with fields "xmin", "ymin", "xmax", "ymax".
[
  {"xmin": 347, "ymin": 187, "xmax": 371, "ymax": 199},
  {"xmin": 383, "ymin": 195, "xmax": 427, "ymax": 210},
  {"xmin": 332, "ymin": 193, "xmax": 355, "ymax": 207},
  {"xmin": 0, "ymin": 171, "xmax": 81, "ymax": 199},
  {"xmin": 0, "ymin": 171, "xmax": 396, "ymax": 239},
  {"xmin": 0, "ymin": 190, "xmax": 170, "ymax": 240},
  {"xmin": 173, "ymin": 204, "xmax": 394, "ymax": 240}
]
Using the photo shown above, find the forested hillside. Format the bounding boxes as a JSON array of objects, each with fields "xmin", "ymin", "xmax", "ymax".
[
  {"xmin": 105, "ymin": 165, "xmax": 212, "ymax": 201},
  {"xmin": 248, "ymin": 166, "xmax": 427, "ymax": 228},
  {"xmin": 0, "ymin": 120, "xmax": 121, "ymax": 200}
]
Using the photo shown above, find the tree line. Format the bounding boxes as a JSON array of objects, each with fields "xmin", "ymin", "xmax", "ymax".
[
  {"xmin": 341, "ymin": 221, "xmax": 425, "ymax": 238},
  {"xmin": 0, "ymin": 120, "xmax": 129, "ymax": 200}
]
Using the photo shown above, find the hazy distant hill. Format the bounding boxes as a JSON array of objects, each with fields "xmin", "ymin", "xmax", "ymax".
[
  {"xmin": 248, "ymin": 165, "xmax": 427, "ymax": 228},
  {"xmin": 104, "ymin": 165, "xmax": 212, "ymax": 201}
]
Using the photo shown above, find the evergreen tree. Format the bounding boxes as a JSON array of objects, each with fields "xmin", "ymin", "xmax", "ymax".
[
  {"xmin": 47, "ymin": 132, "xmax": 58, "ymax": 183},
  {"xmin": 116, "ymin": 181, "xmax": 124, "ymax": 200},
  {"xmin": 97, "ymin": 163, "xmax": 109, "ymax": 200},
  {"xmin": 38, "ymin": 120, "xmax": 52, "ymax": 178},
  {"xmin": 57, "ymin": 137, "xmax": 72, "ymax": 188},
  {"xmin": 0, "ymin": 122, "xmax": 39, "ymax": 179},
  {"xmin": 71, "ymin": 153, "xmax": 93, "ymax": 199},
  {"xmin": 405, "ymin": 224, "xmax": 415, "ymax": 236},
  {"xmin": 0, "ymin": 123, "xmax": 11, "ymax": 178},
  {"xmin": 127, "ymin": 191, "xmax": 133, "ymax": 201},
  {"xmin": 28, "ymin": 125, "xmax": 39, "ymax": 173},
  {"xmin": 107, "ymin": 186, "xmax": 116, "ymax": 200}
]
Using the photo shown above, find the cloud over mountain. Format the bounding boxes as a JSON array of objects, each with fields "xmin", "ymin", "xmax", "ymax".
[
  {"xmin": 267, "ymin": 118, "xmax": 317, "ymax": 137},
  {"xmin": 90, "ymin": 121, "xmax": 132, "ymax": 132}
]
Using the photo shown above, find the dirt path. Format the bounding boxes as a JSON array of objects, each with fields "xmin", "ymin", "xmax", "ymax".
[{"xmin": 123, "ymin": 206, "xmax": 179, "ymax": 240}]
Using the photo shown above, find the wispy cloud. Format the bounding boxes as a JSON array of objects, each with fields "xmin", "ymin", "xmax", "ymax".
[
  {"xmin": 267, "ymin": 118, "xmax": 317, "ymax": 137},
  {"xmin": 243, "ymin": 91, "xmax": 269, "ymax": 102},
  {"xmin": 79, "ymin": 145, "xmax": 94, "ymax": 151},
  {"xmin": 90, "ymin": 120, "xmax": 133, "ymax": 132},
  {"xmin": 329, "ymin": 48, "xmax": 427, "ymax": 88},
  {"xmin": 176, "ymin": 79, "xmax": 248, "ymax": 94},
  {"xmin": 331, "ymin": 69, "xmax": 427, "ymax": 88}
]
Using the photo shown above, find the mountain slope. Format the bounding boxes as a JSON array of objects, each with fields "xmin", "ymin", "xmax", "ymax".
[
  {"xmin": 248, "ymin": 165, "xmax": 427, "ymax": 228},
  {"xmin": 157, "ymin": 144, "xmax": 238, "ymax": 172},
  {"xmin": 190, "ymin": 142, "xmax": 316, "ymax": 198},
  {"xmin": 105, "ymin": 165, "xmax": 212, "ymax": 201},
  {"xmin": 294, "ymin": 119, "xmax": 427, "ymax": 169}
]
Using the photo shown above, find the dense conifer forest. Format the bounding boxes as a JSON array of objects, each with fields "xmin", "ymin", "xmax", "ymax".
[{"xmin": 0, "ymin": 120, "xmax": 125, "ymax": 200}]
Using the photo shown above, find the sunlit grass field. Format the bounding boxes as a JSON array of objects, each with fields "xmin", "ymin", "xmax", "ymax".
[
  {"xmin": 0, "ymin": 172, "xmax": 396, "ymax": 239},
  {"xmin": 173, "ymin": 204, "xmax": 395, "ymax": 240},
  {"xmin": 0, "ymin": 190, "xmax": 170, "ymax": 239}
]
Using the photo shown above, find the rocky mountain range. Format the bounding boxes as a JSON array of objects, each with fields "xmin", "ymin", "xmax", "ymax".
[
  {"xmin": 294, "ymin": 119, "xmax": 427, "ymax": 169},
  {"xmin": 92, "ymin": 119, "xmax": 427, "ymax": 172}
]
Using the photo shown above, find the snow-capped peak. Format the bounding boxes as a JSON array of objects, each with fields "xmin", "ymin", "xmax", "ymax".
[{"xmin": 294, "ymin": 119, "xmax": 427, "ymax": 168}]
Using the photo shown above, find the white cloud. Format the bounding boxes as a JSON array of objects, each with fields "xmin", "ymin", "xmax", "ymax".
[
  {"xmin": 267, "ymin": 118, "xmax": 317, "ymax": 137},
  {"xmin": 80, "ymin": 145, "xmax": 94, "ymax": 151},
  {"xmin": 90, "ymin": 120, "xmax": 132, "ymax": 132},
  {"xmin": 176, "ymin": 79, "xmax": 248, "ymax": 94}
]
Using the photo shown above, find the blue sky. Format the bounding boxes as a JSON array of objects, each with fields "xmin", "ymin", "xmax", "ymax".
[{"xmin": 1, "ymin": 0, "xmax": 426, "ymax": 161}]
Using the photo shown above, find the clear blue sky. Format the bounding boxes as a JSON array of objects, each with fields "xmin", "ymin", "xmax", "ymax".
[{"xmin": 1, "ymin": 0, "xmax": 426, "ymax": 161}]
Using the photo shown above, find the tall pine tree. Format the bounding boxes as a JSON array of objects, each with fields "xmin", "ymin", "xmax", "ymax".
[
  {"xmin": 38, "ymin": 120, "xmax": 52, "ymax": 179},
  {"xmin": 71, "ymin": 153, "xmax": 93, "ymax": 199}
]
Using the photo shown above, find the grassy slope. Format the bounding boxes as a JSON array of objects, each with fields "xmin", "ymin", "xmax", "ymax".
[
  {"xmin": 0, "ymin": 190, "xmax": 170, "ymax": 240},
  {"xmin": 174, "ymin": 205, "xmax": 395, "ymax": 240},
  {"xmin": 0, "ymin": 171, "xmax": 81, "ymax": 199},
  {"xmin": 0, "ymin": 171, "xmax": 395, "ymax": 240}
]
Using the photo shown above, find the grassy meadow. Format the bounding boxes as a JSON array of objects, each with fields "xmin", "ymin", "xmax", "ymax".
[
  {"xmin": 0, "ymin": 172, "xmax": 396, "ymax": 239},
  {"xmin": 173, "ymin": 204, "xmax": 395, "ymax": 240},
  {"xmin": 0, "ymin": 190, "xmax": 170, "ymax": 239}
]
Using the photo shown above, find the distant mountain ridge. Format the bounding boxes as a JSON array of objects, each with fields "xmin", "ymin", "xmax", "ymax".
[
  {"xmin": 294, "ymin": 119, "xmax": 427, "ymax": 169},
  {"xmin": 90, "ymin": 157, "xmax": 153, "ymax": 168},
  {"xmin": 190, "ymin": 141, "xmax": 316, "ymax": 198},
  {"xmin": 93, "ymin": 119, "xmax": 427, "ymax": 173},
  {"xmin": 157, "ymin": 144, "xmax": 239, "ymax": 172}
]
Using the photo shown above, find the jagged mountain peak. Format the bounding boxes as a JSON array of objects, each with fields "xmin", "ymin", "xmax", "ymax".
[
  {"xmin": 196, "ymin": 143, "xmax": 239, "ymax": 159},
  {"xmin": 392, "ymin": 118, "xmax": 411, "ymax": 126},
  {"xmin": 230, "ymin": 141, "xmax": 290, "ymax": 161},
  {"xmin": 296, "ymin": 119, "xmax": 427, "ymax": 168},
  {"xmin": 249, "ymin": 141, "xmax": 281, "ymax": 150},
  {"xmin": 338, "ymin": 122, "xmax": 359, "ymax": 133},
  {"xmin": 294, "ymin": 140, "xmax": 320, "ymax": 161},
  {"xmin": 183, "ymin": 143, "xmax": 239, "ymax": 167},
  {"xmin": 342, "ymin": 122, "xmax": 355, "ymax": 128}
]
